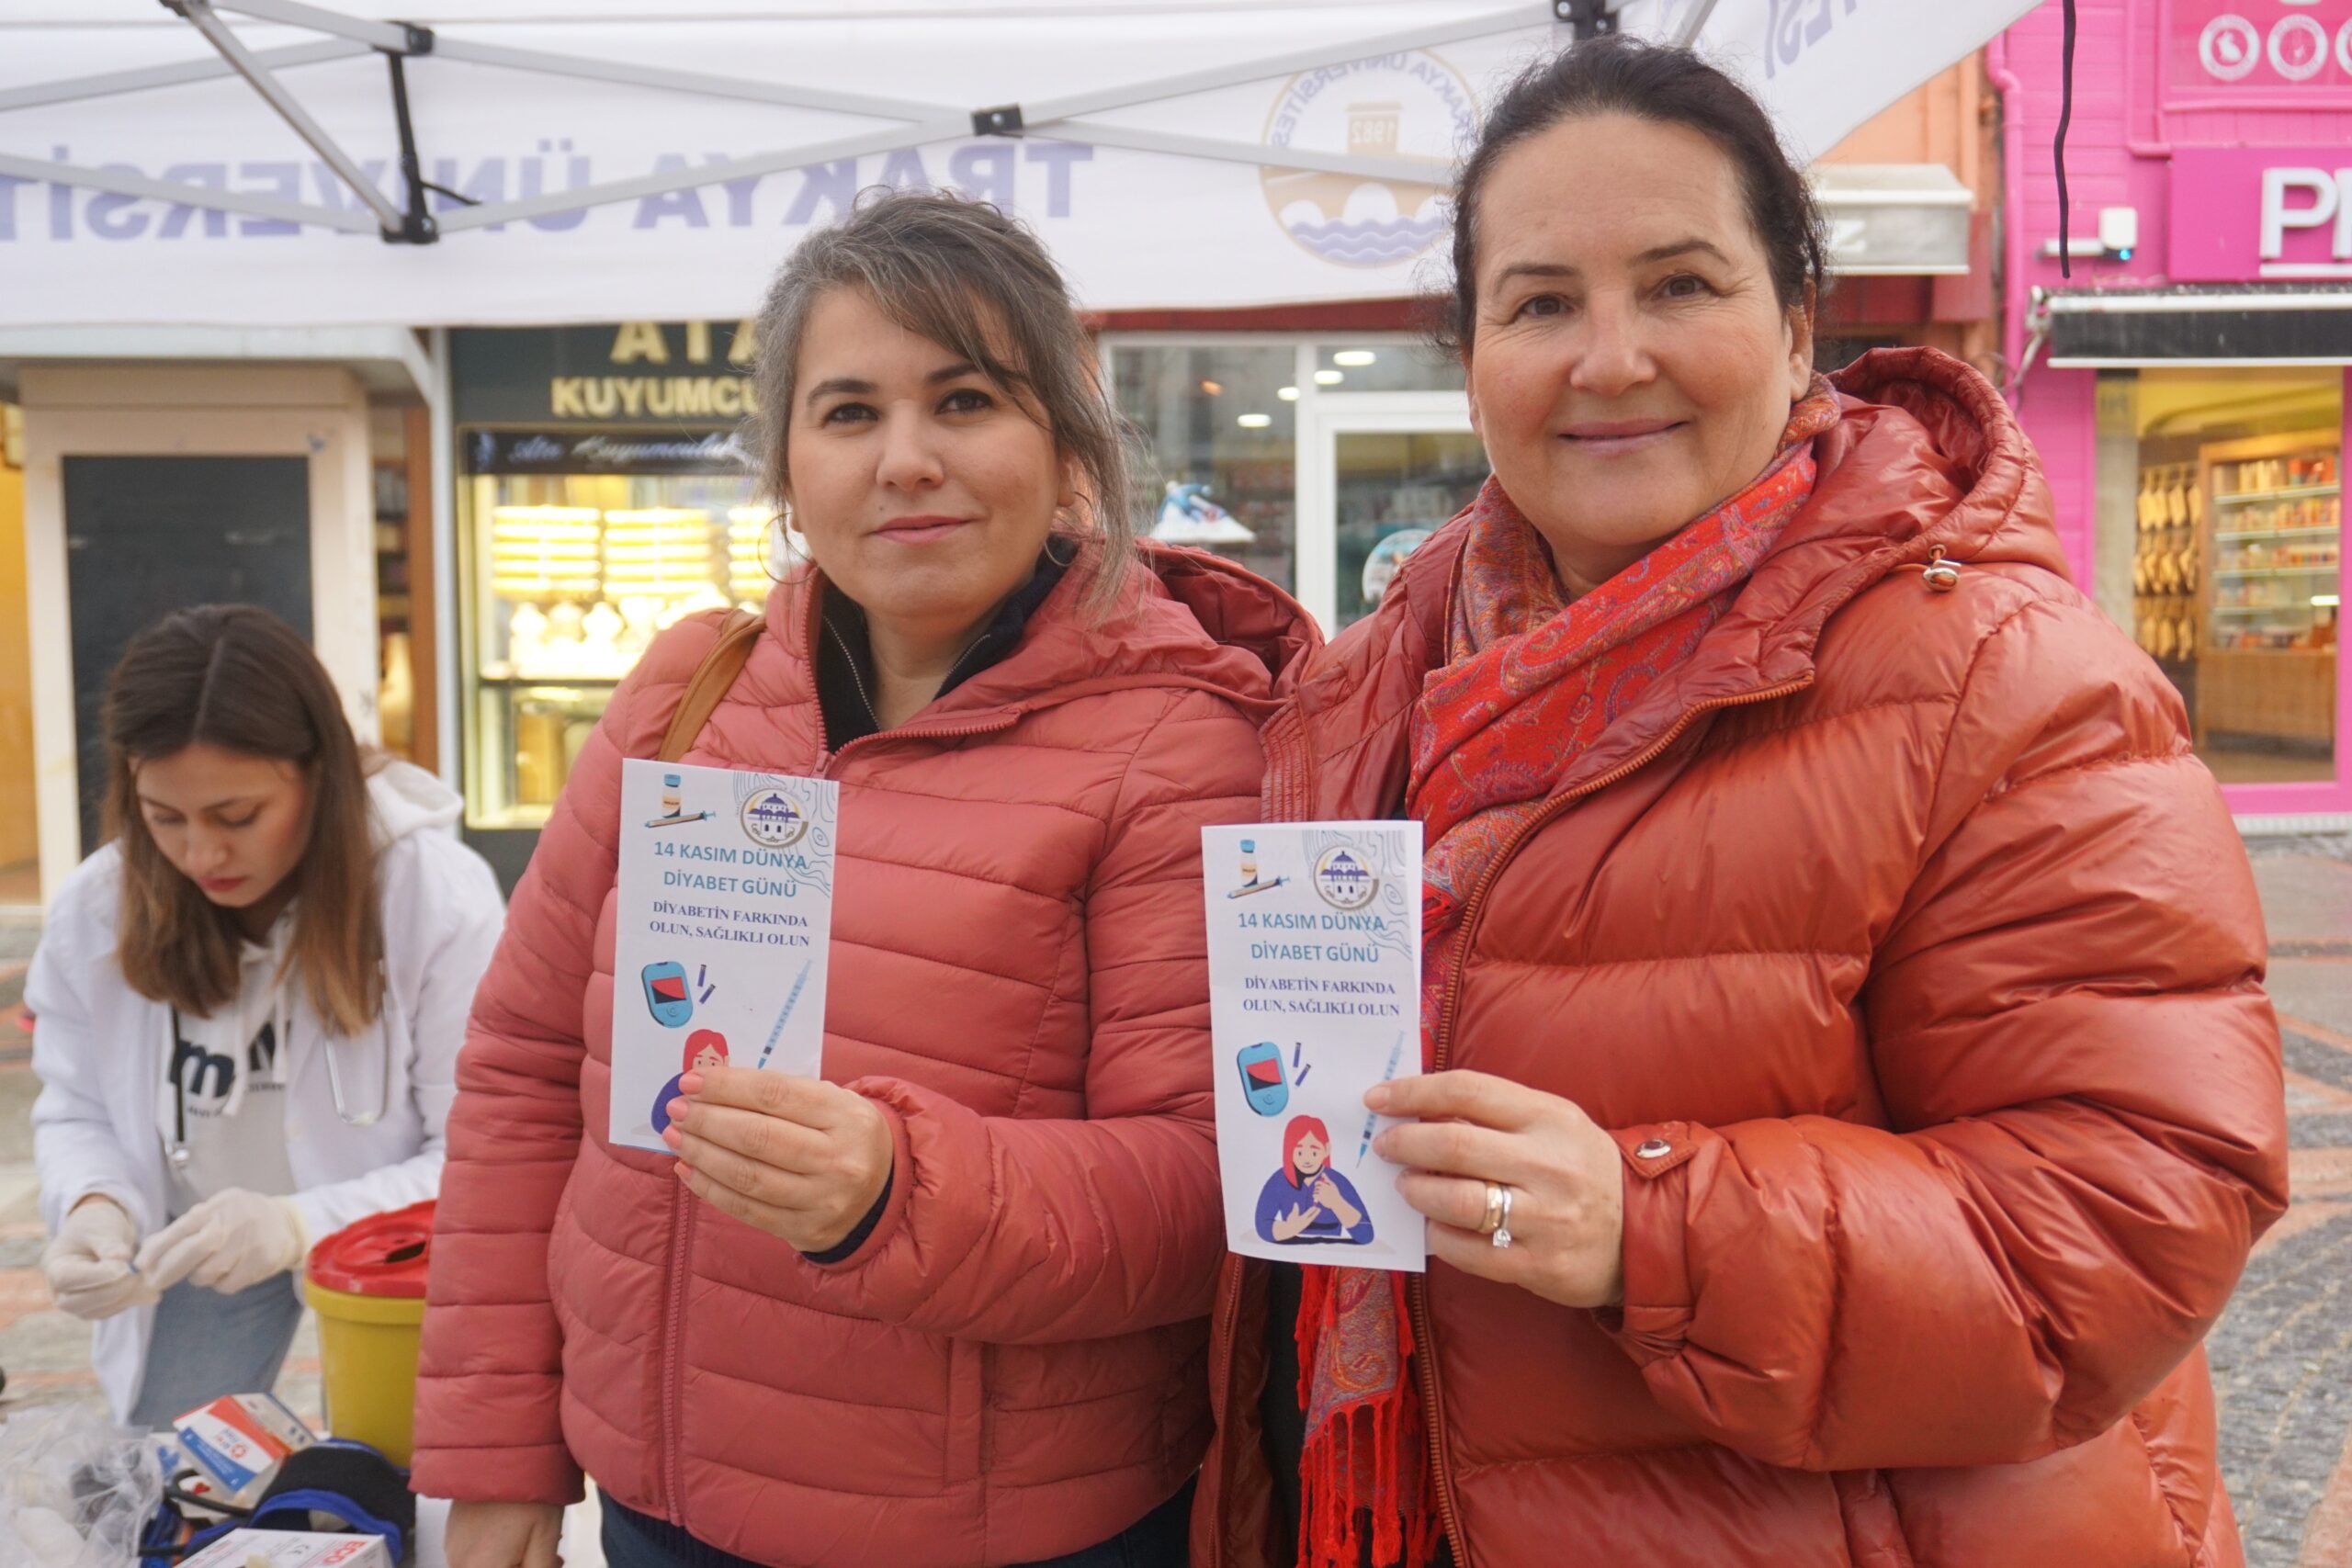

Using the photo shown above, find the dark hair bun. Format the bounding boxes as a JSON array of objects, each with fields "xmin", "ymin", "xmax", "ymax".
[{"xmin": 1441, "ymin": 34, "xmax": 1826, "ymax": 356}]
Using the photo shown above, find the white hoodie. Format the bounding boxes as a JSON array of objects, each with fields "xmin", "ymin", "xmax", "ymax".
[{"xmin": 28, "ymin": 761, "xmax": 506, "ymax": 1420}]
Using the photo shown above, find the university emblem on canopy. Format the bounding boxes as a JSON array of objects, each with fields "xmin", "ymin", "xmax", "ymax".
[{"xmin": 1260, "ymin": 52, "xmax": 1477, "ymax": 269}]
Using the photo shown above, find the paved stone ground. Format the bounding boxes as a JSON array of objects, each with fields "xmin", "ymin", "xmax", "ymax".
[
  {"xmin": 2213, "ymin": 837, "xmax": 2352, "ymax": 1568},
  {"xmin": 0, "ymin": 851, "xmax": 2347, "ymax": 1563}
]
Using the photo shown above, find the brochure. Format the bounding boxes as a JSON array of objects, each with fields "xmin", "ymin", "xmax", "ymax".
[
  {"xmin": 1202, "ymin": 822, "xmax": 1425, "ymax": 1271},
  {"xmin": 612, "ymin": 758, "xmax": 838, "ymax": 1153}
]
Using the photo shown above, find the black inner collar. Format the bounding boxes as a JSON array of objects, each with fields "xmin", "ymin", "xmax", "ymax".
[{"xmin": 816, "ymin": 539, "xmax": 1076, "ymax": 750}]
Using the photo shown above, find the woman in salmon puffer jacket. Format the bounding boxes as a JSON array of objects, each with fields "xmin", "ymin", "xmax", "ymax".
[
  {"xmin": 412, "ymin": 191, "xmax": 1314, "ymax": 1568},
  {"xmin": 1197, "ymin": 39, "xmax": 2290, "ymax": 1568}
]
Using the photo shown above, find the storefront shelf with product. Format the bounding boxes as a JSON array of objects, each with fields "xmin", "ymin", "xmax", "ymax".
[
  {"xmin": 2189, "ymin": 431, "xmax": 2344, "ymax": 751},
  {"xmin": 460, "ymin": 455, "xmax": 786, "ymax": 831},
  {"xmin": 2214, "ymin": 485, "xmax": 2340, "ymax": 506},
  {"xmin": 2216, "ymin": 525, "xmax": 2339, "ymax": 543}
]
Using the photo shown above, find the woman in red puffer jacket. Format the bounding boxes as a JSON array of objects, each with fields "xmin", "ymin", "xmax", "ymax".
[
  {"xmin": 1199, "ymin": 39, "xmax": 2288, "ymax": 1568},
  {"xmin": 412, "ymin": 191, "xmax": 1314, "ymax": 1568}
]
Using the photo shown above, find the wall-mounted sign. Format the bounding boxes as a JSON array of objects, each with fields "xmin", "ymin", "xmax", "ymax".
[
  {"xmin": 1812, "ymin": 164, "xmax": 1973, "ymax": 276},
  {"xmin": 462, "ymin": 427, "xmax": 750, "ymax": 476},
  {"xmin": 2169, "ymin": 2, "xmax": 2352, "ymax": 101},
  {"xmin": 2171, "ymin": 147, "xmax": 2352, "ymax": 281},
  {"xmin": 452, "ymin": 322, "xmax": 756, "ymax": 427}
]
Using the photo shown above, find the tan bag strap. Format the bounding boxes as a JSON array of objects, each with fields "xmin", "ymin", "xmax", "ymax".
[{"xmin": 657, "ymin": 609, "xmax": 763, "ymax": 762}]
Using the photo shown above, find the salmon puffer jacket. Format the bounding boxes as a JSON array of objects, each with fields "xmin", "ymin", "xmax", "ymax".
[
  {"xmin": 1196, "ymin": 349, "xmax": 2290, "ymax": 1568},
  {"xmin": 413, "ymin": 543, "xmax": 1314, "ymax": 1567}
]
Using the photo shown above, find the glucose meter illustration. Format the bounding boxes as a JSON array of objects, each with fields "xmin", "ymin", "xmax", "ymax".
[
  {"xmin": 1236, "ymin": 1042, "xmax": 1290, "ymax": 1116},
  {"xmin": 641, "ymin": 961, "xmax": 695, "ymax": 1028}
]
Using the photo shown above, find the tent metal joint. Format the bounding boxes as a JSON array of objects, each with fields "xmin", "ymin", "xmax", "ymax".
[
  {"xmin": 383, "ymin": 48, "xmax": 439, "ymax": 243},
  {"xmin": 972, "ymin": 104, "xmax": 1024, "ymax": 138},
  {"xmin": 381, "ymin": 20, "xmax": 435, "ymax": 57},
  {"xmin": 1559, "ymin": 0, "xmax": 1617, "ymax": 38}
]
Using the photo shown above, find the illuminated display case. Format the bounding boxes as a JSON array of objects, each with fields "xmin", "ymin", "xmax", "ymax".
[
  {"xmin": 452, "ymin": 322, "xmax": 776, "ymax": 853},
  {"xmin": 459, "ymin": 430, "xmax": 790, "ymax": 830},
  {"xmin": 2107, "ymin": 364, "xmax": 2345, "ymax": 785}
]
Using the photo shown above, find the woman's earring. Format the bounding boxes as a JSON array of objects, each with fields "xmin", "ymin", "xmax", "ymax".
[{"xmin": 769, "ymin": 506, "xmax": 811, "ymax": 580}]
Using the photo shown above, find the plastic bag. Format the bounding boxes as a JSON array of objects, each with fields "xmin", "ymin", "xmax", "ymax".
[{"xmin": 0, "ymin": 1404, "xmax": 167, "ymax": 1568}]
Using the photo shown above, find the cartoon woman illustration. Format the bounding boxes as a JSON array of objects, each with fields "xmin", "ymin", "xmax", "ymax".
[
  {"xmin": 652, "ymin": 1030, "xmax": 728, "ymax": 1136},
  {"xmin": 1254, "ymin": 1114, "xmax": 1372, "ymax": 1246}
]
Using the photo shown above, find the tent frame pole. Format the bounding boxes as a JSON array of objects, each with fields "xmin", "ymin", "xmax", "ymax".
[
  {"xmin": 195, "ymin": 0, "xmax": 414, "ymax": 53},
  {"xmin": 23, "ymin": 0, "xmax": 1566, "ymax": 239},
  {"xmin": 0, "ymin": 147, "xmax": 379, "ymax": 233},
  {"xmin": 1673, "ymin": 0, "xmax": 1724, "ymax": 47},
  {"xmin": 172, "ymin": 0, "xmax": 408, "ymax": 234},
  {"xmin": 0, "ymin": 39, "xmax": 366, "ymax": 115},
  {"xmin": 383, "ymin": 48, "xmax": 440, "ymax": 244},
  {"xmin": 431, "ymin": 5, "xmax": 1558, "ymax": 232},
  {"xmin": 1016, "ymin": 3, "xmax": 1556, "ymax": 123},
  {"xmin": 1559, "ymin": 0, "xmax": 1620, "ymax": 39},
  {"xmin": 434, "ymin": 119, "xmax": 973, "ymax": 233}
]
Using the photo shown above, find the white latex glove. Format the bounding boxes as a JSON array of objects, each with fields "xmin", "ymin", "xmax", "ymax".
[
  {"xmin": 40, "ymin": 1196, "xmax": 156, "ymax": 1321},
  {"xmin": 134, "ymin": 1190, "xmax": 307, "ymax": 1295}
]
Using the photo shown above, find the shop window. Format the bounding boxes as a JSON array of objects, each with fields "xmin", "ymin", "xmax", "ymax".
[
  {"xmin": 1312, "ymin": 343, "xmax": 1464, "ymax": 394},
  {"xmin": 2098, "ymin": 369, "xmax": 2344, "ymax": 785},
  {"xmin": 369, "ymin": 408, "xmax": 419, "ymax": 765},
  {"xmin": 1112, "ymin": 345, "xmax": 1297, "ymax": 592},
  {"xmin": 459, "ymin": 446, "xmax": 779, "ymax": 829},
  {"xmin": 1330, "ymin": 429, "xmax": 1487, "ymax": 630}
]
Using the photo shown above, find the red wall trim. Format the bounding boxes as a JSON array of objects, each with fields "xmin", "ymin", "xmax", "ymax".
[{"xmin": 1084, "ymin": 298, "xmax": 1430, "ymax": 334}]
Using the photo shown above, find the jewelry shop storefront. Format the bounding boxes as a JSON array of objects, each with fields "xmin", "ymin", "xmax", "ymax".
[
  {"xmin": 2003, "ymin": 0, "xmax": 2352, "ymax": 824},
  {"xmin": 451, "ymin": 321, "xmax": 781, "ymax": 883},
  {"xmin": 448, "ymin": 318, "xmax": 1487, "ymax": 880}
]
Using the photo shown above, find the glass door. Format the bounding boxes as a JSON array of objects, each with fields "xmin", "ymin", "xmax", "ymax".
[{"xmin": 1299, "ymin": 393, "xmax": 1487, "ymax": 634}]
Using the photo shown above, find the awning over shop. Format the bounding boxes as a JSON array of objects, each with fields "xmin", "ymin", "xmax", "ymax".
[
  {"xmin": 2044, "ymin": 286, "xmax": 2352, "ymax": 367},
  {"xmin": 1815, "ymin": 164, "xmax": 1973, "ymax": 276},
  {"xmin": 0, "ymin": 0, "xmax": 2041, "ymax": 327}
]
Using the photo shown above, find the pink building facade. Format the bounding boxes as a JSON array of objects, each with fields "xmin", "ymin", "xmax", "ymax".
[{"xmin": 1996, "ymin": 0, "xmax": 2352, "ymax": 822}]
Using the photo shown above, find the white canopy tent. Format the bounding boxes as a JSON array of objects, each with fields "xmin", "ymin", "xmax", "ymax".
[{"xmin": 0, "ymin": 0, "xmax": 2044, "ymax": 327}]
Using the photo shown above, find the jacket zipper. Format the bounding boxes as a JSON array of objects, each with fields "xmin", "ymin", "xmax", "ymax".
[
  {"xmin": 1210, "ymin": 1255, "xmax": 1248, "ymax": 1564},
  {"xmin": 657, "ymin": 594, "xmax": 1018, "ymax": 1518},
  {"xmin": 1411, "ymin": 674, "xmax": 1813, "ymax": 1568},
  {"xmin": 661, "ymin": 1181, "xmax": 695, "ymax": 1522}
]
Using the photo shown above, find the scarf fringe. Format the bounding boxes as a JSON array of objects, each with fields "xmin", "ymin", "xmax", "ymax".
[
  {"xmin": 1291, "ymin": 380, "xmax": 1841, "ymax": 1568},
  {"xmin": 1295, "ymin": 1269, "xmax": 1440, "ymax": 1568}
]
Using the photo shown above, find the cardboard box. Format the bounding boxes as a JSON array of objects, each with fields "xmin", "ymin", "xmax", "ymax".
[
  {"xmin": 171, "ymin": 1393, "xmax": 316, "ymax": 1507},
  {"xmin": 177, "ymin": 1530, "xmax": 392, "ymax": 1568}
]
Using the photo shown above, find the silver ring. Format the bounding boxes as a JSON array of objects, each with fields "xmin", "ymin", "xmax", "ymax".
[{"xmin": 1490, "ymin": 1185, "xmax": 1514, "ymax": 1249}]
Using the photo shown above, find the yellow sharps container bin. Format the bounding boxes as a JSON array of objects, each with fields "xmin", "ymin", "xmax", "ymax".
[{"xmin": 302, "ymin": 1200, "xmax": 435, "ymax": 1466}]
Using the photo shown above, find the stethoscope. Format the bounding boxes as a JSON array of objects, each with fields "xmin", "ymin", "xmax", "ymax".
[{"xmin": 158, "ymin": 967, "xmax": 396, "ymax": 1171}]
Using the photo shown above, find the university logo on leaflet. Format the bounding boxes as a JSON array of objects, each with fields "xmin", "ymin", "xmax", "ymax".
[
  {"xmin": 1260, "ymin": 52, "xmax": 1476, "ymax": 268},
  {"xmin": 1312, "ymin": 845, "xmax": 1380, "ymax": 911},
  {"xmin": 741, "ymin": 788, "xmax": 809, "ymax": 849}
]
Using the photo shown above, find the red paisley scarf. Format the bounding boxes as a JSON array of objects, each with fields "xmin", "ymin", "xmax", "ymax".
[{"xmin": 1293, "ymin": 378, "xmax": 1842, "ymax": 1568}]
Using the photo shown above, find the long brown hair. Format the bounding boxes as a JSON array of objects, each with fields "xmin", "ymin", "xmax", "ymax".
[{"xmin": 104, "ymin": 605, "xmax": 384, "ymax": 1035}]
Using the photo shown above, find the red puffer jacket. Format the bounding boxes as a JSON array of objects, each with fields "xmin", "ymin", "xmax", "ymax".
[
  {"xmin": 413, "ymin": 544, "xmax": 1314, "ymax": 1567},
  {"xmin": 1196, "ymin": 350, "xmax": 2290, "ymax": 1568}
]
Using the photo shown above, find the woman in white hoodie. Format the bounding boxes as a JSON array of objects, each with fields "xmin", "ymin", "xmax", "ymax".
[{"xmin": 28, "ymin": 604, "xmax": 503, "ymax": 1427}]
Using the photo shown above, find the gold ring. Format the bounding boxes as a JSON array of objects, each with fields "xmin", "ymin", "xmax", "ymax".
[{"xmin": 1478, "ymin": 1182, "xmax": 1505, "ymax": 1235}]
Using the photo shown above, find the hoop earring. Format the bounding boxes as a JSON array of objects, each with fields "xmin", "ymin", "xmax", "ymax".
[{"xmin": 769, "ymin": 505, "xmax": 816, "ymax": 585}]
